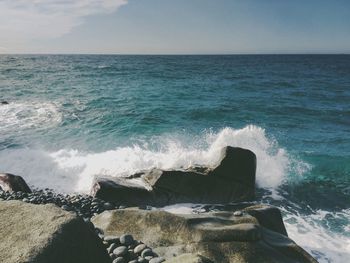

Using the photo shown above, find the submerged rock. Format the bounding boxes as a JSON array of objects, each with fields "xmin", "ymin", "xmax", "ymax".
[
  {"xmin": 0, "ymin": 173, "xmax": 32, "ymax": 193},
  {"xmin": 0, "ymin": 200, "xmax": 110, "ymax": 263},
  {"xmin": 92, "ymin": 206, "xmax": 317, "ymax": 263},
  {"xmin": 92, "ymin": 146, "xmax": 256, "ymax": 206}
]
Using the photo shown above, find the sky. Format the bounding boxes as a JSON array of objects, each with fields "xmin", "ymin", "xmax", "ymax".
[{"xmin": 0, "ymin": 0, "xmax": 349, "ymax": 54}]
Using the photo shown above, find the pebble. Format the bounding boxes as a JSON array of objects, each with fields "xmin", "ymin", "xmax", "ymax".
[
  {"xmin": 113, "ymin": 246, "xmax": 128, "ymax": 257},
  {"xmin": 107, "ymin": 243, "xmax": 118, "ymax": 254},
  {"xmin": 113, "ymin": 257, "xmax": 126, "ymax": 263},
  {"xmin": 134, "ymin": 244, "xmax": 147, "ymax": 254},
  {"xmin": 141, "ymin": 248, "xmax": 154, "ymax": 258},
  {"xmin": 120, "ymin": 234, "xmax": 134, "ymax": 246},
  {"xmin": 149, "ymin": 257, "xmax": 165, "ymax": 263}
]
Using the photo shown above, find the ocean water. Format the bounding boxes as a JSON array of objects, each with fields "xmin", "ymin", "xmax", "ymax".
[{"xmin": 0, "ymin": 55, "xmax": 349, "ymax": 262}]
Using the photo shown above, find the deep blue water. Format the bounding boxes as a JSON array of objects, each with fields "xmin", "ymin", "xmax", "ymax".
[{"xmin": 0, "ymin": 55, "xmax": 349, "ymax": 262}]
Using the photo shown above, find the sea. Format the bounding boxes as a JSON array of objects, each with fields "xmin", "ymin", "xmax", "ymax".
[{"xmin": 0, "ymin": 55, "xmax": 349, "ymax": 262}]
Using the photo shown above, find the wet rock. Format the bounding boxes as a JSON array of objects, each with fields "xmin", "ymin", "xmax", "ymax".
[
  {"xmin": 113, "ymin": 246, "xmax": 128, "ymax": 257},
  {"xmin": 92, "ymin": 146, "xmax": 256, "ymax": 206},
  {"xmin": 120, "ymin": 234, "xmax": 134, "ymax": 246},
  {"xmin": 0, "ymin": 173, "xmax": 31, "ymax": 193}
]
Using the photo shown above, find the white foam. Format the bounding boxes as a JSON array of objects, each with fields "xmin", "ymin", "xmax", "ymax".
[
  {"xmin": 0, "ymin": 125, "xmax": 308, "ymax": 193},
  {"xmin": 284, "ymin": 208, "xmax": 350, "ymax": 263},
  {"xmin": 0, "ymin": 101, "xmax": 62, "ymax": 133}
]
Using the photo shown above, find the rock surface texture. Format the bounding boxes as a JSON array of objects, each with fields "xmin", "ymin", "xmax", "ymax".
[
  {"xmin": 92, "ymin": 206, "xmax": 317, "ymax": 263},
  {"xmin": 92, "ymin": 146, "xmax": 256, "ymax": 206},
  {"xmin": 0, "ymin": 173, "xmax": 32, "ymax": 193},
  {"xmin": 0, "ymin": 200, "xmax": 110, "ymax": 263}
]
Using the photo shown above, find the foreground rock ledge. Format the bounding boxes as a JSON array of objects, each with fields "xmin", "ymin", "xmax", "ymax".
[
  {"xmin": 0, "ymin": 200, "xmax": 110, "ymax": 263},
  {"xmin": 92, "ymin": 146, "xmax": 257, "ymax": 206},
  {"xmin": 92, "ymin": 206, "xmax": 317, "ymax": 263}
]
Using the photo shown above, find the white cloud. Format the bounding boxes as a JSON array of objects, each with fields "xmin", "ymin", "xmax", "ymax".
[{"xmin": 0, "ymin": 0, "xmax": 128, "ymax": 40}]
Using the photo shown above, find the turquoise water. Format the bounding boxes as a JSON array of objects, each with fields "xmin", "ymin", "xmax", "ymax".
[{"xmin": 0, "ymin": 55, "xmax": 349, "ymax": 262}]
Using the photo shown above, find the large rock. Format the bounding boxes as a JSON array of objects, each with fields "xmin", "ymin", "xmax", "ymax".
[
  {"xmin": 0, "ymin": 173, "xmax": 31, "ymax": 193},
  {"xmin": 0, "ymin": 200, "xmax": 110, "ymax": 263},
  {"xmin": 92, "ymin": 146, "xmax": 256, "ymax": 206},
  {"xmin": 92, "ymin": 206, "xmax": 317, "ymax": 263}
]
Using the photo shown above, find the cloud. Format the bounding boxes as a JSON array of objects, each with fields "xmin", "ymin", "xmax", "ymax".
[{"xmin": 0, "ymin": 0, "xmax": 128, "ymax": 39}]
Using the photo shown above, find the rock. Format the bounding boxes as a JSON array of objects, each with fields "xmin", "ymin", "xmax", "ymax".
[
  {"xmin": 104, "ymin": 235, "xmax": 120, "ymax": 244},
  {"xmin": 149, "ymin": 257, "xmax": 165, "ymax": 263},
  {"xmin": 243, "ymin": 205, "xmax": 288, "ymax": 236},
  {"xmin": 134, "ymin": 244, "xmax": 147, "ymax": 254},
  {"xmin": 113, "ymin": 246, "xmax": 128, "ymax": 257},
  {"xmin": 92, "ymin": 146, "xmax": 256, "ymax": 206},
  {"xmin": 1, "ymin": 101, "xmax": 9, "ymax": 105},
  {"xmin": 165, "ymin": 253, "xmax": 213, "ymax": 263},
  {"xmin": 141, "ymin": 248, "xmax": 154, "ymax": 258},
  {"xmin": 120, "ymin": 234, "xmax": 135, "ymax": 246},
  {"xmin": 108, "ymin": 243, "xmax": 118, "ymax": 254},
  {"xmin": 0, "ymin": 173, "xmax": 31, "ymax": 193},
  {"xmin": 0, "ymin": 200, "xmax": 110, "ymax": 263},
  {"xmin": 113, "ymin": 257, "xmax": 126, "ymax": 263},
  {"xmin": 92, "ymin": 206, "xmax": 317, "ymax": 263}
]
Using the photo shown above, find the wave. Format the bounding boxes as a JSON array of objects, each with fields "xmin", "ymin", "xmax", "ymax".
[
  {"xmin": 0, "ymin": 101, "xmax": 62, "ymax": 133},
  {"xmin": 283, "ymin": 207, "xmax": 350, "ymax": 263},
  {"xmin": 0, "ymin": 125, "xmax": 309, "ymax": 193}
]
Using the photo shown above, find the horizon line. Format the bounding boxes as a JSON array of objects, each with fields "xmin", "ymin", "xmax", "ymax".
[{"xmin": 0, "ymin": 52, "xmax": 349, "ymax": 56}]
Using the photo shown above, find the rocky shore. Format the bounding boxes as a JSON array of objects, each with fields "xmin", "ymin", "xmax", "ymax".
[{"xmin": 0, "ymin": 146, "xmax": 318, "ymax": 263}]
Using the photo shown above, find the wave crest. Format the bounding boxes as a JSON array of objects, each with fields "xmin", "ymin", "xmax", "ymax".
[{"xmin": 0, "ymin": 125, "xmax": 309, "ymax": 193}]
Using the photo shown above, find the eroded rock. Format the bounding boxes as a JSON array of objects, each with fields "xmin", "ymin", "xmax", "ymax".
[
  {"xmin": 92, "ymin": 206, "xmax": 317, "ymax": 263},
  {"xmin": 0, "ymin": 200, "xmax": 110, "ymax": 263},
  {"xmin": 92, "ymin": 146, "xmax": 256, "ymax": 206}
]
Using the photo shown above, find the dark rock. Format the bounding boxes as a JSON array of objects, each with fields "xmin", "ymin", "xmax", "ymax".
[
  {"xmin": 1, "ymin": 101, "xmax": 9, "ymax": 105},
  {"xmin": 92, "ymin": 206, "xmax": 317, "ymax": 263},
  {"xmin": 141, "ymin": 248, "xmax": 154, "ymax": 258},
  {"xmin": 244, "ymin": 205, "xmax": 288, "ymax": 236},
  {"xmin": 0, "ymin": 173, "xmax": 31, "ymax": 193},
  {"xmin": 92, "ymin": 146, "xmax": 256, "ymax": 206},
  {"xmin": 113, "ymin": 246, "xmax": 128, "ymax": 257},
  {"xmin": 120, "ymin": 234, "xmax": 134, "ymax": 246},
  {"xmin": 0, "ymin": 201, "xmax": 110, "ymax": 263},
  {"xmin": 113, "ymin": 257, "xmax": 126, "ymax": 263}
]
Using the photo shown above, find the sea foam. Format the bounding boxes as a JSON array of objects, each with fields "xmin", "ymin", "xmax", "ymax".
[
  {"xmin": 0, "ymin": 125, "xmax": 308, "ymax": 193},
  {"xmin": 0, "ymin": 101, "xmax": 62, "ymax": 133}
]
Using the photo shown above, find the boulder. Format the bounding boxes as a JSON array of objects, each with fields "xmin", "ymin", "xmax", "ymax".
[
  {"xmin": 92, "ymin": 206, "xmax": 317, "ymax": 263},
  {"xmin": 0, "ymin": 173, "xmax": 32, "ymax": 193},
  {"xmin": 92, "ymin": 146, "xmax": 256, "ymax": 206},
  {"xmin": 0, "ymin": 200, "xmax": 110, "ymax": 263},
  {"xmin": 1, "ymin": 101, "xmax": 9, "ymax": 105}
]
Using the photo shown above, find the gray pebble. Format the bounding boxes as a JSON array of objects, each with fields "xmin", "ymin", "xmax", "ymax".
[
  {"xmin": 113, "ymin": 246, "xmax": 128, "ymax": 257},
  {"xmin": 120, "ymin": 234, "xmax": 134, "ymax": 246},
  {"xmin": 134, "ymin": 244, "xmax": 147, "ymax": 254},
  {"xmin": 149, "ymin": 258, "xmax": 165, "ymax": 263},
  {"xmin": 107, "ymin": 243, "xmax": 118, "ymax": 254},
  {"xmin": 141, "ymin": 248, "xmax": 154, "ymax": 258},
  {"xmin": 113, "ymin": 257, "xmax": 126, "ymax": 263}
]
